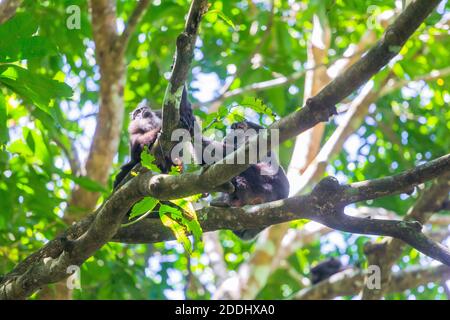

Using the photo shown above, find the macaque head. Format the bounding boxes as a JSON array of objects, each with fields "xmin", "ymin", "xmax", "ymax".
[
  {"xmin": 129, "ymin": 103, "xmax": 162, "ymax": 134},
  {"xmin": 230, "ymin": 121, "xmax": 263, "ymax": 131},
  {"xmin": 227, "ymin": 121, "xmax": 265, "ymax": 149}
]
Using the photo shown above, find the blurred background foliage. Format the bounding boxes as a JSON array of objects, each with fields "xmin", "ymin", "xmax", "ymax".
[{"xmin": 0, "ymin": 0, "xmax": 449, "ymax": 299}]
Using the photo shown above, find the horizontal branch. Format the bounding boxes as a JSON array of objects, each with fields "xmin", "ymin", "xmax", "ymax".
[
  {"xmin": 380, "ymin": 66, "xmax": 450, "ymax": 97},
  {"xmin": 114, "ymin": 153, "xmax": 450, "ymax": 266},
  {"xmin": 2, "ymin": 153, "xmax": 448, "ymax": 299},
  {"xmin": 341, "ymin": 153, "xmax": 450, "ymax": 204},
  {"xmin": 362, "ymin": 170, "xmax": 450, "ymax": 299},
  {"xmin": 294, "ymin": 265, "xmax": 450, "ymax": 300}
]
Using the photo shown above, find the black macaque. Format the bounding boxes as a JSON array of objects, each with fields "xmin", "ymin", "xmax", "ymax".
[
  {"xmin": 113, "ymin": 106, "xmax": 161, "ymax": 189},
  {"xmin": 208, "ymin": 121, "xmax": 290, "ymax": 240},
  {"xmin": 113, "ymin": 87, "xmax": 290, "ymax": 241},
  {"xmin": 113, "ymin": 88, "xmax": 194, "ymax": 189},
  {"xmin": 310, "ymin": 258, "xmax": 346, "ymax": 285},
  {"xmin": 219, "ymin": 121, "xmax": 289, "ymax": 207}
]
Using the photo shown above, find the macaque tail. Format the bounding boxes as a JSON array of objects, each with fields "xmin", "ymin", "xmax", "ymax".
[{"xmin": 113, "ymin": 161, "xmax": 138, "ymax": 189}]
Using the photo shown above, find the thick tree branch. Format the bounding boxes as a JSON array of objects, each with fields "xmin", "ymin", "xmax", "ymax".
[
  {"xmin": 159, "ymin": 0, "xmax": 208, "ymax": 148},
  {"xmin": 144, "ymin": 139, "xmax": 450, "ymax": 203},
  {"xmin": 1, "ymin": 150, "xmax": 449, "ymax": 299},
  {"xmin": 362, "ymin": 170, "xmax": 450, "ymax": 299},
  {"xmin": 294, "ymin": 265, "xmax": 450, "ymax": 300},
  {"xmin": 113, "ymin": 153, "xmax": 450, "ymax": 266},
  {"xmin": 341, "ymin": 154, "xmax": 450, "ymax": 204},
  {"xmin": 299, "ymin": 0, "xmax": 440, "ymax": 122},
  {"xmin": 0, "ymin": 0, "xmax": 22, "ymax": 24},
  {"xmin": 66, "ymin": 0, "xmax": 124, "ymax": 220},
  {"xmin": 190, "ymin": 0, "xmax": 442, "ymax": 192}
]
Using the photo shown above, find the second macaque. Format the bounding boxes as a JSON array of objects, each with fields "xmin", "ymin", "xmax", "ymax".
[
  {"xmin": 114, "ymin": 88, "xmax": 290, "ymax": 240},
  {"xmin": 206, "ymin": 121, "xmax": 290, "ymax": 239}
]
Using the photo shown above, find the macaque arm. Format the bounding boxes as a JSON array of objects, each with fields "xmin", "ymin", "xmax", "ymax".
[{"xmin": 133, "ymin": 128, "xmax": 160, "ymax": 147}]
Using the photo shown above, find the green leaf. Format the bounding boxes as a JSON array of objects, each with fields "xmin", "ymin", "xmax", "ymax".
[
  {"xmin": 240, "ymin": 97, "xmax": 277, "ymax": 120},
  {"xmin": 0, "ymin": 13, "xmax": 38, "ymax": 62},
  {"xmin": 18, "ymin": 36, "xmax": 58, "ymax": 61},
  {"xmin": 0, "ymin": 64, "xmax": 72, "ymax": 114},
  {"xmin": 159, "ymin": 204, "xmax": 184, "ymax": 219},
  {"xmin": 24, "ymin": 129, "xmax": 36, "ymax": 153},
  {"xmin": 218, "ymin": 105, "xmax": 228, "ymax": 117},
  {"xmin": 169, "ymin": 198, "xmax": 203, "ymax": 243},
  {"xmin": 225, "ymin": 108, "xmax": 246, "ymax": 124},
  {"xmin": 0, "ymin": 12, "xmax": 58, "ymax": 62},
  {"xmin": 65, "ymin": 175, "xmax": 108, "ymax": 193},
  {"xmin": 185, "ymin": 219, "xmax": 202, "ymax": 245},
  {"xmin": 0, "ymin": 12, "xmax": 37, "ymax": 39},
  {"xmin": 129, "ymin": 197, "xmax": 159, "ymax": 219},
  {"xmin": 205, "ymin": 9, "xmax": 236, "ymax": 30},
  {"xmin": 0, "ymin": 92, "xmax": 8, "ymax": 146},
  {"xmin": 140, "ymin": 146, "xmax": 161, "ymax": 173},
  {"xmin": 7, "ymin": 140, "xmax": 33, "ymax": 157},
  {"xmin": 0, "ymin": 36, "xmax": 59, "ymax": 62},
  {"xmin": 169, "ymin": 164, "xmax": 181, "ymax": 175},
  {"xmin": 159, "ymin": 204, "xmax": 192, "ymax": 254}
]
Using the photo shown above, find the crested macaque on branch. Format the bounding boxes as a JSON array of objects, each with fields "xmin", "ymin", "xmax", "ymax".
[
  {"xmin": 113, "ymin": 106, "xmax": 162, "ymax": 189},
  {"xmin": 113, "ymin": 88, "xmax": 193, "ymax": 188},
  {"xmin": 206, "ymin": 120, "xmax": 290, "ymax": 239},
  {"xmin": 113, "ymin": 87, "xmax": 290, "ymax": 240}
]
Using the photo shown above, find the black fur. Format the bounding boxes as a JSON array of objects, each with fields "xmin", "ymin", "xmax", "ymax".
[
  {"xmin": 113, "ymin": 103, "xmax": 162, "ymax": 189},
  {"xmin": 113, "ymin": 87, "xmax": 194, "ymax": 189},
  {"xmin": 215, "ymin": 121, "xmax": 290, "ymax": 240},
  {"xmin": 113, "ymin": 88, "xmax": 290, "ymax": 242},
  {"xmin": 310, "ymin": 258, "xmax": 344, "ymax": 284}
]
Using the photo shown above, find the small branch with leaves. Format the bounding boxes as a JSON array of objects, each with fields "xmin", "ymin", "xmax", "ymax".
[
  {"xmin": 116, "ymin": 0, "xmax": 151, "ymax": 52},
  {"xmin": 158, "ymin": 0, "xmax": 209, "ymax": 151}
]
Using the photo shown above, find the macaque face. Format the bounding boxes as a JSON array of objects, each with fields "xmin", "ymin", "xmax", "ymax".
[
  {"xmin": 230, "ymin": 121, "xmax": 263, "ymax": 131},
  {"xmin": 226, "ymin": 121, "xmax": 264, "ymax": 150},
  {"xmin": 129, "ymin": 105, "xmax": 162, "ymax": 134}
]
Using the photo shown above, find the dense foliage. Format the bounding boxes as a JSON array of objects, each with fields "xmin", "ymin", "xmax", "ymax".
[{"xmin": 0, "ymin": 0, "xmax": 449, "ymax": 299}]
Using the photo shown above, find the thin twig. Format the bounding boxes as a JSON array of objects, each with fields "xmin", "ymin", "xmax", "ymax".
[{"xmin": 116, "ymin": 0, "xmax": 151, "ymax": 52}]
